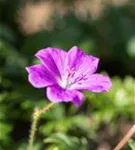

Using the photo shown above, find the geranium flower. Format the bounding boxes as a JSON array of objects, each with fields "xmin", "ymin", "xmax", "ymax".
[{"xmin": 26, "ymin": 46, "xmax": 111, "ymax": 106}]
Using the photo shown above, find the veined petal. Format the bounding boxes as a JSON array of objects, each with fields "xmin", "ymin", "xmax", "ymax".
[
  {"xmin": 67, "ymin": 46, "xmax": 99, "ymax": 75},
  {"xmin": 26, "ymin": 64, "xmax": 56, "ymax": 88},
  {"xmin": 71, "ymin": 74, "xmax": 112, "ymax": 92},
  {"xmin": 47, "ymin": 85, "xmax": 84, "ymax": 106},
  {"xmin": 72, "ymin": 90, "xmax": 84, "ymax": 106},
  {"xmin": 35, "ymin": 47, "xmax": 67, "ymax": 77}
]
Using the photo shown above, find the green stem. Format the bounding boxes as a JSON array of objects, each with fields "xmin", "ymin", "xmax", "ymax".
[{"xmin": 27, "ymin": 102, "xmax": 55, "ymax": 150}]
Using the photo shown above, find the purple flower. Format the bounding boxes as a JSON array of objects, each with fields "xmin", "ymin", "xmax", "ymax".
[{"xmin": 26, "ymin": 46, "xmax": 111, "ymax": 106}]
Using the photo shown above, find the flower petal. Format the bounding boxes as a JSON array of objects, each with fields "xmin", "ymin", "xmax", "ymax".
[
  {"xmin": 35, "ymin": 47, "xmax": 67, "ymax": 78},
  {"xmin": 67, "ymin": 46, "xmax": 99, "ymax": 75},
  {"xmin": 71, "ymin": 74, "xmax": 112, "ymax": 92},
  {"xmin": 47, "ymin": 85, "xmax": 84, "ymax": 106},
  {"xmin": 72, "ymin": 90, "xmax": 84, "ymax": 106},
  {"xmin": 26, "ymin": 64, "xmax": 56, "ymax": 88}
]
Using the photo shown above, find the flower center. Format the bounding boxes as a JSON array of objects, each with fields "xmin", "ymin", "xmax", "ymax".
[{"xmin": 59, "ymin": 67, "xmax": 88, "ymax": 89}]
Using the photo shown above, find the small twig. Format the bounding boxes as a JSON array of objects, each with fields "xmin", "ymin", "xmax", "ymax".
[
  {"xmin": 113, "ymin": 123, "xmax": 135, "ymax": 150},
  {"xmin": 27, "ymin": 102, "xmax": 55, "ymax": 150}
]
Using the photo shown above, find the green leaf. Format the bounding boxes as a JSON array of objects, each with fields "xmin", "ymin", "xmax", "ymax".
[
  {"xmin": 128, "ymin": 140, "xmax": 135, "ymax": 150},
  {"xmin": 44, "ymin": 133, "xmax": 88, "ymax": 150}
]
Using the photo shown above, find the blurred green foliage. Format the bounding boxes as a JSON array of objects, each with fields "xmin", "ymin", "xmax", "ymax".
[
  {"xmin": 0, "ymin": 0, "xmax": 135, "ymax": 150},
  {"xmin": 129, "ymin": 140, "xmax": 135, "ymax": 150}
]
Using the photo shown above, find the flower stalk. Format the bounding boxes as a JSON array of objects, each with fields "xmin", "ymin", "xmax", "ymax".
[
  {"xmin": 27, "ymin": 102, "xmax": 54, "ymax": 150},
  {"xmin": 113, "ymin": 123, "xmax": 135, "ymax": 150}
]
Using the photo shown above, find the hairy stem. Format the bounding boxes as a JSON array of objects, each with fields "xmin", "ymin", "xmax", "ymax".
[
  {"xmin": 113, "ymin": 123, "xmax": 135, "ymax": 150},
  {"xmin": 27, "ymin": 102, "xmax": 54, "ymax": 150}
]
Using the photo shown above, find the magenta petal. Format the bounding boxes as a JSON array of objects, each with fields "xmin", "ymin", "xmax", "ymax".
[
  {"xmin": 67, "ymin": 46, "xmax": 99, "ymax": 75},
  {"xmin": 72, "ymin": 90, "xmax": 84, "ymax": 106},
  {"xmin": 35, "ymin": 47, "xmax": 67, "ymax": 77},
  {"xmin": 26, "ymin": 64, "xmax": 56, "ymax": 88},
  {"xmin": 71, "ymin": 74, "xmax": 112, "ymax": 92},
  {"xmin": 87, "ymin": 74, "xmax": 112, "ymax": 92},
  {"xmin": 47, "ymin": 85, "xmax": 84, "ymax": 106}
]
